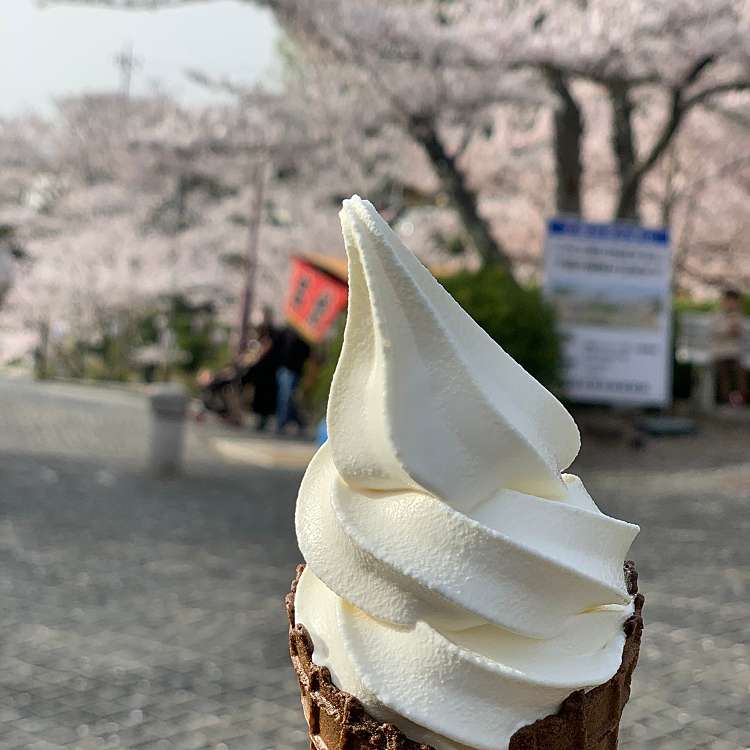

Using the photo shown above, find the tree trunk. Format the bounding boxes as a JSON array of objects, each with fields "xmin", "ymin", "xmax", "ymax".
[
  {"xmin": 546, "ymin": 68, "xmax": 584, "ymax": 216},
  {"xmin": 408, "ymin": 116, "xmax": 516, "ymax": 275},
  {"xmin": 609, "ymin": 83, "xmax": 640, "ymax": 221},
  {"xmin": 236, "ymin": 161, "xmax": 266, "ymax": 356}
]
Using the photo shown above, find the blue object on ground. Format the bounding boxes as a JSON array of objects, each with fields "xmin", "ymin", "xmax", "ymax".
[
  {"xmin": 636, "ymin": 415, "xmax": 697, "ymax": 436},
  {"xmin": 276, "ymin": 366, "xmax": 301, "ymax": 432}
]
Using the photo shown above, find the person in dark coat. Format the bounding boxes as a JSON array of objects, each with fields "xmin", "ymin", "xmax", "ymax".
[
  {"xmin": 244, "ymin": 308, "xmax": 280, "ymax": 430},
  {"xmin": 275, "ymin": 324, "xmax": 311, "ymax": 434}
]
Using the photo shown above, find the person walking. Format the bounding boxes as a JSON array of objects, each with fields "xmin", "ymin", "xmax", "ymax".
[
  {"xmin": 275, "ymin": 324, "xmax": 311, "ymax": 434},
  {"xmin": 245, "ymin": 307, "xmax": 280, "ymax": 431}
]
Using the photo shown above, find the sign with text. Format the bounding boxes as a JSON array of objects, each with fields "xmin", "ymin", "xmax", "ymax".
[
  {"xmin": 544, "ymin": 218, "xmax": 672, "ymax": 406},
  {"xmin": 285, "ymin": 257, "xmax": 348, "ymax": 343}
]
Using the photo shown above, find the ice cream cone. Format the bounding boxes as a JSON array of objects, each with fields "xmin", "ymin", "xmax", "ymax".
[{"xmin": 287, "ymin": 563, "xmax": 644, "ymax": 750}]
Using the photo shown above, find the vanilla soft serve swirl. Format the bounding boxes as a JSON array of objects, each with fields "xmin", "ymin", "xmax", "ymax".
[{"xmin": 295, "ymin": 196, "xmax": 639, "ymax": 750}]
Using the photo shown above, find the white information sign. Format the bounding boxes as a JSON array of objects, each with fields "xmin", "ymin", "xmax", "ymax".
[{"xmin": 544, "ymin": 218, "xmax": 672, "ymax": 406}]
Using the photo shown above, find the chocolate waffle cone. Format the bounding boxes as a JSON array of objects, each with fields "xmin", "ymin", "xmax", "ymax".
[{"xmin": 287, "ymin": 562, "xmax": 644, "ymax": 750}]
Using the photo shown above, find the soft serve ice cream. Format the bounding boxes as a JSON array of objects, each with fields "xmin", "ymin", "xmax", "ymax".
[{"xmin": 294, "ymin": 195, "xmax": 640, "ymax": 750}]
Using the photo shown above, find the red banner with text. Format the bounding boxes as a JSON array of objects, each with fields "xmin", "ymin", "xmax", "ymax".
[{"xmin": 285, "ymin": 257, "xmax": 348, "ymax": 343}]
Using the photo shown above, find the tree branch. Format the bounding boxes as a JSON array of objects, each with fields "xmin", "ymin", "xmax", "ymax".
[
  {"xmin": 706, "ymin": 101, "xmax": 750, "ymax": 130},
  {"xmin": 453, "ymin": 123, "xmax": 478, "ymax": 159},
  {"xmin": 682, "ymin": 260, "xmax": 750, "ymax": 290},
  {"xmin": 615, "ymin": 55, "xmax": 717, "ymax": 218},
  {"xmin": 408, "ymin": 115, "xmax": 515, "ymax": 274},
  {"xmin": 512, "ymin": 57, "xmax": 659, "ymax": 89},
  {"xmin": 545, "ymin": 66, "xmax": 584, "ymax": 216},
  {"xmin": 683, "ymin": 80, "xmax": 750, "ymax": 110},
  {"xmin": 673, "ymin": 151, "xmax": 750, "ymax": 275}
]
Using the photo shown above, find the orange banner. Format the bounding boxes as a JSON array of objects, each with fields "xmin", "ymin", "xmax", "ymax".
[{"xmin": 285, "ymin": 257, "xmax": 348, "ymax": 342}]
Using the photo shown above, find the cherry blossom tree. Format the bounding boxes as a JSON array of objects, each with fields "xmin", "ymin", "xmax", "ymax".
[
  {"xmin": 0, "ymin": 93, "xmax": 247, "ymax": 365},
  {"xmin": 23, "ymin": 0, "xmax": 750, "ymax": 318},
  {"xmin": 48, "ymin": 1, "xmax": 750, "ymax": 272},
  {"xmin": 0, "ymin": 81, "xmax": 363, "ymax": 365}
]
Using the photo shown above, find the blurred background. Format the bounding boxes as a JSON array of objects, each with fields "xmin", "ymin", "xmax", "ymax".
[{"xmin": 1, "ymin": 1, "xmax": 749, "ymax": 749}]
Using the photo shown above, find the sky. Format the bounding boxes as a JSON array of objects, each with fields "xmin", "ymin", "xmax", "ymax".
[{"xmin": 0, "ymin": 0, "xmax": 280, "ymax": 116}]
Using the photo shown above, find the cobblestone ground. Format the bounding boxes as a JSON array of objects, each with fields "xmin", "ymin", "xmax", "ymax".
[
  {"xmin": 0, "ymin": 376, "xmax": 748, "ymax": 749},
  {"xmin": 0, "ymin": 378, "xmax": 305, "ymax": 750},
  {"xmin": 585, "ymin": 462, "xmax": 750, "ymax": 750}
]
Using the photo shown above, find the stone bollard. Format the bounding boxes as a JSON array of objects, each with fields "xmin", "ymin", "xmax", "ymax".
[
  {"xmin": 693, "ymin": 362, "xmax": 716, "ymax": 414},
  {"xmin": 148, "ymin": 384, "xmax": 188, "ymax": 476}
]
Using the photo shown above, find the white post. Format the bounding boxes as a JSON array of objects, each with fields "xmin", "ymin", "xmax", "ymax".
[
  {"xmin": 693, "ymin": 363, "xmax": 715, "ymax": 413},
  {"xmin": 148, "ymin": 384, "xmax": 188, "ymax": 476},
  {"xmin": 0, "ymin": 247, "xmax": 13, "ymax": 306}
]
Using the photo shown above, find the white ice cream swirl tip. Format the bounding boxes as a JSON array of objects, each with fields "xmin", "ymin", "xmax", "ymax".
[{"xmin": 295, "ymin": 195, "xmax": 639, "ymax": 750}]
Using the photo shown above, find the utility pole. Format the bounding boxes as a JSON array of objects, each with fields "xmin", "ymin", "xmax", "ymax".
[
  {"xmin": 236, "ymin": 161, "xmax": 267, "ymax": 357},
  {"xmin": 115, "ymin": 43, "xmax": 138, "ymax": 99},
  {"xmin": 114, "ymin": 43, "xmax": 140, "ymax": 123}
]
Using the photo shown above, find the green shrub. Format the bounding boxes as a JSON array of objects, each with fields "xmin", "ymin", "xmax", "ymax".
[
  {"xmin": 671, "ymin": 294, "xmax": 750, "ymax": 400},
  {"xmin": 441, "ymin": 267, "xmax": 561, "ymax": 388},
  {"xmin": 303, "ymin": 319, "xmax": 345, "ymax": 418},
  {"xmin": 673, "ymin": 297, "xmax": 716, "ymax": 314},
  {"xmin": 167, "ymin": 296, "xmax": 227, "ymax": 375},
  {"xmin": 670, "ymin": 298, "xmax": 711, "ymax": 400},
  {"xmin": 311, "ymin": 278, "xmax": 750, "ymax": 410},
  {"xmin": 135, "ymin": 295, "xmax": 230, "ymax": 378},
  {"xmin": 311, "ymin": 267, "xmax": 562, "ymax": 413}
]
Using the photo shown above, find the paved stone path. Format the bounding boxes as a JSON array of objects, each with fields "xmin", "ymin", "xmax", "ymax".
[
  {"xmin": 0, "ymin": 378, "xmax": 305, "ymax": 750},
  {"xmin": 587, "ymin": 464, "xmax": 750, "ymax": 750},
  {"xmin": 0, "ymin": 376, "xmax": 748, "ymax": 749}
]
